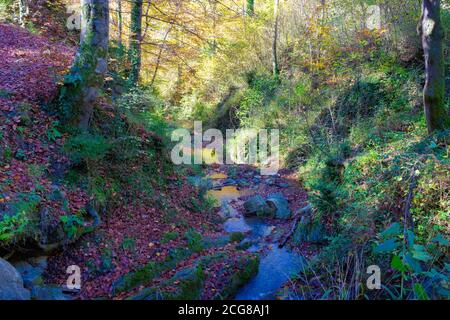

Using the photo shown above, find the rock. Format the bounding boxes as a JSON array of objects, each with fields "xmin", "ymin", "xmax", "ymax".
[
  {"xmin": 223, "ymin": 178, "xmax": 237, "ymax": 186},
  {"xmin": 0, "ymin": 258, "xmax": 30, "ymax": 300},
  {"xmin": 39, "ymin": 207, "xmax": 66, "ymax": 247},
  {"xmin": 187, "ymin": 176, "xmax": 212, "ymax": 196},
  {"xmin": 296, "ymin": 204, "xmax": 312, "ymax": 216},
  {"xmin": 31, "ymin": 285, "xmax": 71, "ymax": 300},
  {"xmin": 213, "ymin": 255, "xmax": 260, "ymax": 299},
  {"xmin": 243, "ymin": 195, "xmax": 275, "ymax": 218},
  {"xmin": 236, "ymin": 179, "xmax": 250, "ymax": 188},
  {"xmin": 266, "ymin": 193, "xmax": 291, "ymax": 219},
  {"xmin": 278, "ymin": 182, "xmax": 290, "ymax": 188},
  {"xmin": 13, "ymin": 261, "xmax": 44, "ymax": 289},
  {"xmin": 293, "ymin": 215, "xmax": 326, "ymax": 244},
  {"xmin": 252, "ymin": 177, "xmax": 261, "ymax": 184},
  {"xmin": 131, "ymin": 264, "xmax": 205, "ymax": 300}
]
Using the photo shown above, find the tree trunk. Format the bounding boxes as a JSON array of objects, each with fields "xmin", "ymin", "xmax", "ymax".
[
  {"xmin": 18, "ymin": 0, "xmax": 28, "ymax": 27},
  {"xmin": 129, "ymin": 0, "xmax": 143, "ymax": 86},
  {"xmin": 60, "ymin": 0, "xmax": 109, "ymax": 131},
  {"xmin": 419, "ymin": 0, "xmax": 448, "ymax": 134},
  {"xmin": 247, "ymin": 0, "xmax": 254, "ymax": 16},
  {"xmin": 272, "ymin": 0, "xmax": 279, "ymax": 77},
  {"xmin": 117, "ymin": 0, "xmax": 123, "ymax": 47}
]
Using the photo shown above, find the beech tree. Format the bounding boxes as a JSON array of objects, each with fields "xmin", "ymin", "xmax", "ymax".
[
  {"xmin": 247, "ymin": 0, "xmax": 254, "ymax": 16},
  {"xmin": 129, "ymin": 0, "xmax": 143, "ymax": 86},
  {"xmin": 419, "ymin": 0, "xmax": 448, "ymax": 134},
  {"xmin": 60, "ymin": 0, "xmax": 109, "ymax": 130},
  {"xmin": 272, "ymin": 0, "xmax": 279, "ymax": 77}
]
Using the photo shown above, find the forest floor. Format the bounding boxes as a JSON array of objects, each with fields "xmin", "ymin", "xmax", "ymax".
[{"xmin": 0, "ymin": 23, "xmax": 314, "ymax": 300}]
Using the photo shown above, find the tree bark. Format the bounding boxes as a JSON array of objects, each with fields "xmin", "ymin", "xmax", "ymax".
[
  {"xmin": 247, "ymin": 0, "xmax": 254, "ymax": 16},
  {"xmin": 419, "ymin": 0, "xmax": 448, "ymax": 134},
  {"xmin": 60, "ymin": 0, "xmax": 109, "ymax": 131},
  {"xmin": 117, "ymin": 0, "xmax": 123, "ymax": 47},
  {"xmin": 272, "ymin": 0, "xmax": 280, "ymax": 77},
  {"xmin": 129, "ymin": 0, "xmax": 143, "ymax": 86},
  {"xmin": 18, "ymin": 0, "xmax": 29, "ymax": 27}
]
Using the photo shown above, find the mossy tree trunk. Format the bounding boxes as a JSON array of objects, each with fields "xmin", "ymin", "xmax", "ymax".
[
  {"xmin": 60, "ymin": 0, "xmax": 109, "ymax": 131},
  {"xmin": 129, "ymin": 0, "xmax": 143, "ymax": 86},
  {"xmin": 117, "ymin": 0, "xmax": 123, "ymax": 47},
  {"xmin": 272, "ymin": 0, "xmax": 279, "ymax": 78},
  {"xmin": 18, "ymin": 0, "xmax": 28, "ymax": 27},
  {"xmin": 419, "ymin": 0, "xmax": 448, "ymax": 134},
  {"xmin": 247, "ymin": 0, "xmax": 254, "ymax": 16}
]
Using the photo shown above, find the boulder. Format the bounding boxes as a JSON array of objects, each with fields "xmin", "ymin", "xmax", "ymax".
[
  {"xmin": 266, "ymin": 193, "xmax": 291, "ymax": 219},
  {"xmin": 0, "ymin": 258, "xmax": 30, "ymax": 300},
  {"xmin": 31, "ymin": 285, "xmax": 71, "ymax": 300},
  {"xmin": 293, "ymin": 215, "xmax": 326, "ymax": 244},
  {"xmin": 13, "ymin": 259, "xmax": 46, "ymax": 289},
  {"xmin": 243, "ymin": 195, "xmax": 275, "ymax": 218}
]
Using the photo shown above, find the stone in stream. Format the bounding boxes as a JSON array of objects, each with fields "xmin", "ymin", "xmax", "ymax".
[
  {"xmin": 266, "ymin": 193, "xmax": 291, "ymax": 219},
  {"xmin": 236, "ymin": 178, "xmax": 250, "ymax": 188},
  {"xmin": 293, "ymin": 215, "xmax": 326, "ymax": 244},
  {"xmin": 243, "ymin": 195, "xmax": 275, "ymax": 218},
  {"xmin": 30, "ymin": 285, "xmax": 71, "ymax": 300},
  {"xmin": 0, "ymin": 258, "xmax": 30, "ymax": 300},
  {"xmin": 13, "ymin": 261, "xmax": 45, "ymax": 288}
]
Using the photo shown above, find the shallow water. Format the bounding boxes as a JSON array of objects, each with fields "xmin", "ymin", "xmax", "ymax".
[
  {"xmin": 235, "ymin": 245, "xmax": 305, "ymax": 300},
  {"xmin": 207, "ymin": 171, "xmax": 305, "ymax": 300}
]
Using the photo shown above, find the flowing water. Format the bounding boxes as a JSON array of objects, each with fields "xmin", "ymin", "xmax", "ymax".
[{"xmin": 207, "ymin": 172, "xmax": 305, "ymax": 300}]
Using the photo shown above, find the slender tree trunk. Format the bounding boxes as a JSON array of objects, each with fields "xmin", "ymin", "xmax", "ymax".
[
  {"xmin": 419, "ymin": 0, "xmax": 448, "ymax": 134},
  {"xmin": 150, "ymin": 25, "xmax": 173, "ymax": 86},
  {"xmin": 61, "ymin": 0, "xmax": 109, "ymax": 131},
  {"xmin": 129, "ymin": 0, "xmax": 143, "ymax": 86},
  {"xmin": 117, "ymin": 0, "xmax": 123, "ymax": 47},
  {"xmin": 272, "ymin": 0, "xmax": 280, "ymax": 77},
  {"xmin": 18, "ymin": 0, "xmax": 28, "ymax": 27},
  {"xmin": 247, "ymin": 0, "xmax": 254, "ymax": 16}
]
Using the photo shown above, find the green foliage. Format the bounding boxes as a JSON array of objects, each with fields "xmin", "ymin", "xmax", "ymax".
[
  {"xmin": 60, "ymin": 214, "xmax": 84, "ymax": 239},
  {"xmin": 46, "ymin": 121, "xmax": 62, "ymax": 142},
  {"xmin": 372, "ymin": 223, "xmax": 449, "ymax": 300},
  {"xmin": 64, "ymin": 133, "xmax": 110, "ymax": 164},
  {"xmin": 161, "ymin": 231, "xmax": 179, "ymax": 244},
  {"xmin": 0, "ymin": 193, "xmax": 41, "ymax": 244},
  {"xmin": 122, "ymin": 237, "xmax": 136, "ymax": 251},
  {"xmin": 184, "ymin": 229, "xmax": 204, "ymax": 253}
]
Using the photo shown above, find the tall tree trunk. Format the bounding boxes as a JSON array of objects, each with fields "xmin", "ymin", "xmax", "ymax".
[
  {"xmin": 60, "ymin": 0, "xmax": 109, "ymax": 131},
  {"xmin": 18, "ymin": 0, "xmax": 28, "ymax": 27},
  {"xmin": 129, "ymin": 0, "xmax": 143, "ymax": 86},
  {"xmin": 247, "ymin": 0, "xmax": 254, "ymax": 16},
  {"xmin": 272, "ymin": 0, "xmax": 280, "ymax": 77},
  {"xmin": 117, "ymin": 0, "xmax": 123, "ymax": 47},
  {"xmin": 419, "ymin": 0, "xmax": 448, "ymax": 134}
]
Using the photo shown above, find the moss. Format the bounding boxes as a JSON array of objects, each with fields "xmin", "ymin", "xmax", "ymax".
[
  {"xmin": 130, "ymin": 264, "xmax": 206, "ymax": 300},
  {"xmin": 229, "ymin": 232, "xmax": 245, "ymax": 243},
  {"xmin": 112, "ymin": 247, "xmax": 193, "ymax": 295},
  {"xmin": 214, "ymin": 255, "xmax": 260, "ymax": 300}
]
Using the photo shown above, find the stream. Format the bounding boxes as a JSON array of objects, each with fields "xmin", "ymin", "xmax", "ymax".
[{"xmin": 207, "ymin": 171, "xmax": 305, "ymax": 300}]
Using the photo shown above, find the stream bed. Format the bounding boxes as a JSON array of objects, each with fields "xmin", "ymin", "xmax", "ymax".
[{"xmin": 207, "ymin": 172, "xmax": 305, "ymax": 300}]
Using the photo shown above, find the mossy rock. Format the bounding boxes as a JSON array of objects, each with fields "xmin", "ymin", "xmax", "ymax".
[
  {"xmin": 229, "ymin": 232, "xmax": 245, "ymax": 243},
  {"xmin": 213, "ymin": 255, "xmax": 260, "ymax": 300},
  {"xmin": 130, "ymin": 264, "xmax": 206, "ymax": 300},
  {"xmin": 243, "ymin": 195, "xmax": 275, "ymax": 218},
  {"xmin": 293, "ymin": 216, "xmax": 326, "ymax": 244},
  {"xmin": 112, "ymin": 247, "xmax": 193, "ymax": 295},
  {"xmin": 266, "ymin": 193, "xmax": 291, "ymax": 219}
]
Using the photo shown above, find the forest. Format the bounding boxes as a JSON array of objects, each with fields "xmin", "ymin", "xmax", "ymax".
[{"xmin": 0, "ymin": 0, "xmax": 448, "ymax": 302}]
